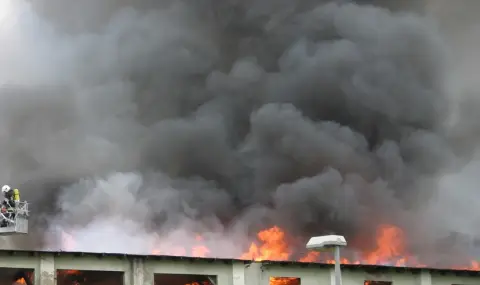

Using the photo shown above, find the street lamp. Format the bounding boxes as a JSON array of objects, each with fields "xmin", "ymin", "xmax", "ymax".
[{"xmin": 306, "ymin": 235, "xmax": 347, "ymax": 285}]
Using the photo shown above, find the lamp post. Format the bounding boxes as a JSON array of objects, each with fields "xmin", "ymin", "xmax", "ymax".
[{"xmin": 306, "ymin": 235, "xmax": 347, "ymax": 285}]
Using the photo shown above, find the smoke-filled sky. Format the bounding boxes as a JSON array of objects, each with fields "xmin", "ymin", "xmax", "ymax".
[{"xmin": 0, "ymin": 0, "xmax": 479, "ymax": 264}]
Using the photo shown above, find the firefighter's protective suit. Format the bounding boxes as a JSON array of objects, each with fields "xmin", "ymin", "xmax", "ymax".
[{"xmin": 1, "ymin": 185, "xmax": 20, "ymax": 226}]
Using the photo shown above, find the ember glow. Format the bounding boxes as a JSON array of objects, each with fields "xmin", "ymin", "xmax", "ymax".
[{"xmin": 61, "ymin": 270, "xmax": 82, "ymax": 276}]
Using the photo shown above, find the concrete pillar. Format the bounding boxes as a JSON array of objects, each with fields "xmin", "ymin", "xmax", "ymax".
[
  {"xmin": 419, "ymin": 270, "xmax": 432, "ymax": 285},
  {"xmin": 232, "ymin": 262, "xmax": 245, "ymax": 285},
  {"xmin": 141, "ymin": 259, "xmax": 154, "ymax": 285},
  {"xmin": 36, "ymin": 253, "xmax": 55, "ymax": 285},
  {"xmin": 133, "ymin": 258, "xmax": 144, "ymax": 285},
  {"xmin": 125, "ymin": 258, "xmax": 153, "ymax": 285},
  {"xmin": 244, "ymin": 262, "xmax": 263, "ymax": 285}
]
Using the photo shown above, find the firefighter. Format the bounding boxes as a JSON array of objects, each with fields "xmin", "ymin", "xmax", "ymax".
[
  {"xmin": 2, "ymin": 185, "xmax": 20, "ymax": 207},
  {"xmin": 1, "ymin": 185, "xmax": 20, "ymax": 224}
]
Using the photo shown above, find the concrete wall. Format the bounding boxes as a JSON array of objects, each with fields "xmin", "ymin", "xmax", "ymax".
[
  {"xmin": 0, "ymin": 251, "xmax": 477, "ymax": 285},
  {"xmin": 255, "ymin": 263, "xmax": 480, "ymax": 285}
]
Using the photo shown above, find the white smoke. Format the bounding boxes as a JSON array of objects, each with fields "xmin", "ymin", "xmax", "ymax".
[{"xmin": 44, "ymin": 172, "xmax": 246, "ymax": 256}]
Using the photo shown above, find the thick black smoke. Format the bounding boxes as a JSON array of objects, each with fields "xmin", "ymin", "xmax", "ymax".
[{"xmin": 0, "ymin": 0, "xmax": 478, "ymax": 265}]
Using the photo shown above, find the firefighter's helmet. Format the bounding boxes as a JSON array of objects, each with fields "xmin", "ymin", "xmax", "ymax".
[{"xmin": 1, "ymin": 185, "xmax": 10, "ymax": 193}]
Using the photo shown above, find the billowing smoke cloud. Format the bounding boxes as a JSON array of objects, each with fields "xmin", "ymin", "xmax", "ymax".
[{"xmin": 0, "ymin": 0, "xmax": 478, "ymax": 264}]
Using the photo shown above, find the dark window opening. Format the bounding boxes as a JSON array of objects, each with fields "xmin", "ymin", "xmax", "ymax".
[
  {"xmin": 364, "ymin": 281, "xmax": 392, "ymax": 285},
  {"xmin": 269, "ymin": 277, "xmax": 301, "ymax": 285},
  {"xmin": 154, "ymin": 274, "xmax": 216, "ymax": 285},
  {"xmin": 56, "ymin": 270, "xmax": 123, "ymax": 285},
  {"xmin": 0, "ymin": 268, "xmax": 34, "ymax": 285}
]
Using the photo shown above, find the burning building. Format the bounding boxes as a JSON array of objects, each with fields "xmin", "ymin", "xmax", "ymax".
[
  {"xmin": 0, "ymin": 250, "xmax": 477, "ymax": 285},
  {"xmin": 1, "ymin": 0, "xmax": 480, "ymax": 277}
]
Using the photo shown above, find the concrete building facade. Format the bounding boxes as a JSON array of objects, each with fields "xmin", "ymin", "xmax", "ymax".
[{"xmin": 0, "ymin": 250, "xmax": 477, "ymax": 285}]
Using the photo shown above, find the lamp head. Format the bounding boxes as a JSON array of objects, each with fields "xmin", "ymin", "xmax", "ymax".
[{"xmin": 306, "ymin": 235, "xmax": 347, "ymax": 251}]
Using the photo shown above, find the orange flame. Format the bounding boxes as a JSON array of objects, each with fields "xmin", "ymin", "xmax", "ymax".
[
  {"xmin": 58, "ymin": 224, "xmax": 480, "ymax": 285},
  {"xmin": 240, "ymin": 226, "xmax": 290, "ymax": 261},
  {"xmin": 192, "ymin": 235, "xmax": 210, "ymax": 257},
  {"xmin": 147, "ymin": 224, "xmax": 479, "ymax": 273},
  {"xmin": 14, "ymin": 272, "xmax": 33, "ymax": 284},
  {"xmin": 61, "ymin": 222, "xmax": 480, "ymax": 285},
  {"xmin": 363, "ymin": 225, "xmax": 410, "ymax": 266},
  {"xmin": 237, "ymin": 224, "xmax": 480, "ymax": 270},
  {"xmin": 269, "ymin": 277, "xmax": 300, "ymax": 285}
]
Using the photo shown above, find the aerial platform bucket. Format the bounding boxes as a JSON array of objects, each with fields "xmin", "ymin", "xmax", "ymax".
[{"xmin": 0, "ymin": 201, "xmax": 29, "ymax": 235}]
